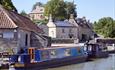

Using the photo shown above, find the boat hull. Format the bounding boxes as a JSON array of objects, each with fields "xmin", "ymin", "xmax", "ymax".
[
  {"xmin": 108, "ymin": 50, "xmax": 115, "ymax": 53},
  {"xmin": 11, "ymin": 55, "xmax": 87, "ymax": 70},
  {"xmin": 88, "ymin": 51, "xmax": 109, "ymax": 58}
]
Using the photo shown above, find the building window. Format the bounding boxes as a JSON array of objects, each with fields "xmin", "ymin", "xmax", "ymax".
[
  {"xmin": 25, "ymin": 34, "xmax": 28, "ymax": 46},
  {"xmin": 62, "ymin": 29, "xmax": 65, "ymax": 33},
  {"xmin": 3, "ymin": 32, "xmax": 14, "ymax": 39},
  {"xmin": 40, "ymin": 15, "xmax": 44, "ymax": 19},
  {"xmin": 69, "ymin": 29, "xmax": 72, "ymax": 33},
  {"xmin": 51, "ymin": 31, "xmax": 54, "ymax": 37},
  {"xmin": 32, "ymin": 15, "xmax": 34, "ymax": 20},
  {"xmin": 69, "ymin": 34, "xmax": 74, "ymax": 38},
  {"xmin": 40, "ymin": 9, "xmax": 43, "ymax": 11},
  {"xmin": 81, "ymin": 34, "xmax": 87, "ymax": 41},
  {"xmin": 0, "ymin": 33, "xmax": 3, "ymax": 38}
]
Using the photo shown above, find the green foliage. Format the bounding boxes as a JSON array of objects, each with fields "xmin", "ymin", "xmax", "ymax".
[
  {"xmin": 0, "ymin": 0, "xmax": 17, "ymax": 12},
  {"xmin": 32, "ymin": 2, "xmax": 44, "ymax": 10},
  {"xmin": 44, "ymin": 0, "xmax": 66, "ymax": 20},
  {"xmin": 44, "ymin": 0, "xmax": 77, "ymax": 20},
  {"xmin": 33, "ymin": 19, "xmax": 48, "ymax": 25},
  {"xmin": 65, "ymin": 1, "xmax": 77, "ymax": 19},
  {"xmin": 94, "ymin": 17, "xmax": 115, "ymax": 38},
  {"xmin": 20, "ymin": 10, "xmax": 27, "ymax": 16}
]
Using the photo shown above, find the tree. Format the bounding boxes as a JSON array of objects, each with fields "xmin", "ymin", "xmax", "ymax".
[
  {"xmin": 33, "ymin": 19, "xmax": 48, "ymax": 25},
  {"xmin": 44, "ymin": 0, "xmax": 77, "ymax": 20},
  {"xmin": 94, "ymin": 17, "xmax": 115, "ymax": 38},
  {"xmin": 20, "ymin": 10, "xmax": 27, "ymax": 16},
  {"xmin": 109, "ymin": 20, "xmax": 115, "ymax": 38},
  {"xmin": 44, "ymin": 0, "xmax": 67, "ymax": 20},
  {"xmin": 32, "ymin": 2, "xmax": 44, "ymax": 10},
  {"xmin": 65, "ymin": 1, "xmax": 77, "ymax": 19},
  {"xmin": 0, "ymin": 0, "xmax": 17, "ymax": 12}
]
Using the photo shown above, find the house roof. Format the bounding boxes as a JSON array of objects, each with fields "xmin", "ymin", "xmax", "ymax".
[
  {"xmin": 75, "ymin": 18, "xmax": 92, "ymax": 28},
  {"xmin": 54, "ymin": 21, "xmax": 74, "ymax": 27},
  {"xmin": 0, "ymin": 5, "xmax": 42, "ymax": 33},
  {"xmin": 30, "ymin": 6, "xmax": 44, "ymax": 14}
]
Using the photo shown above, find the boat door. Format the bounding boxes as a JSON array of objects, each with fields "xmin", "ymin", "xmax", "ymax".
[
  {"xmin": 85, "ymin": 44, "xmax": 97, "ymax": 57},
  {"xmin": 28, "ymin": 48, "xmax": 35, "ymax": 60},
  {"xmin": 92, "ymin": 44, "xmax": 97, "ymax": 55}
]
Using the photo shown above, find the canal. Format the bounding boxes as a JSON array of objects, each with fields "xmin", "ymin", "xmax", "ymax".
[{"xmin": 46, "ymin": 54, "xmax": 115, "ymax": 70}]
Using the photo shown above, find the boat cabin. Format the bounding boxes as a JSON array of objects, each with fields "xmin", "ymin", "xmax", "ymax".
[
  {"xmin": 84, "ymin": 44, "xmax": 108, "ymax": 58},
  {"xmin": 29, "ymin": 46, "xmax": 87, "ymax": 62}
]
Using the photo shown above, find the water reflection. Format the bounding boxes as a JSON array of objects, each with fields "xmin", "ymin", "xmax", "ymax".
[{"xmin": 46, "ymin": 54, "xmax": 115, "ymax": 70}]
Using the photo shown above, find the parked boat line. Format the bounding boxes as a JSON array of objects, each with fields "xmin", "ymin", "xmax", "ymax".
[{"xmin": 0, "ymin": 43, "xmax": 110, "ymax": 70}]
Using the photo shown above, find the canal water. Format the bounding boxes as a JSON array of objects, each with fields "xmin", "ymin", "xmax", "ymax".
[{"xmin": 46, "ymin": 54, "xmax": 115, "ymax": 70}]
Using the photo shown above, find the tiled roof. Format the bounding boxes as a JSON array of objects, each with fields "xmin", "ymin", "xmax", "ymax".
[
  {"xmin": 0, "ymin": 8, "xmax": 17, "ymax": 28},
  {"xmin": 0, "ymin": 5, "xmax": 42, "ymax": 33},
  {"xmin": 75, "ymin": 18, "xmax": 92, "ymax": 29},
  {"xmin": 54, "ymin": 21, "xmax": 74, "ymax": 27},
  {"xmin": 30, "ymin": 6, "xmax": 44, "ymax": 14}
]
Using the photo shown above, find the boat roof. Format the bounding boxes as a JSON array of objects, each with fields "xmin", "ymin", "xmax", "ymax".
[
  {"xmin": 51, "ymin": 43, "xmax": 84, "ymax": 47},
  {"xmin": 37, "ymin": 43, "xmax": 85, "ymax": 50}
]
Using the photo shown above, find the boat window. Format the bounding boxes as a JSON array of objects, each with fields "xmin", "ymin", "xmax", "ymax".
[
  {"xmin": 88, "ymin": 45, "xmax": 92, "ymax": 51},
  {"xmin": 0, "ymin": 33, "xmax": 2, "ymax": 38},
  {"xmin": 41, "ymin": 51, "xmax": 49, "ymax": 60},
  {"xmin": 65, "ymin": 49, "xmax": 71, "ymax": 56},
  {"xmin": 83, "ymin": 46, "xmax": 87, "ymax": 51},
  {"xmin": 77, "ymin": 48, "xmax": 82, "ymax": 54},
  {"xmin": 50, "ymin": 50, "xmax": 57, "ymax": 56}
]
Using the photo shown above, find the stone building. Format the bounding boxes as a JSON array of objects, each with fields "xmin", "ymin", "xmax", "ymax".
[
  {"xmin": 47, "ymin": 15, "xmax": 78, "ymax": 39},
  {"xmin": 47, "ymin": 14, "xmax": 94, "ymax": 43},
  {"xmin": 69, "ymin": 14, "xmax": 94, "ymax": 42},
  {"xmin": 38, "ymin": 23, "xmax": 48, "ymax": 36},
  {"xmin": 29, "ymin": 5, "xmax": 45, "ymax": 21},
  {"xmin": 0, "ymin": 5, "xmax": 49, "ymax": 53},
  {"xmin": 47, "ymin": 15, "xmax": 79, "ymax": 43}
]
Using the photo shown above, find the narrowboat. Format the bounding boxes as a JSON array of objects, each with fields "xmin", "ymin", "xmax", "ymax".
[
  {"xmin": 9, "ymin": 44, "xmax": 87, "ymax": 70},
  {"xmin": 84, "ymin": 43, "xmax": 109, "ymax": 58},
  {"xmin": 106, "ymin": 44, "xmax": 115, "ymax": 53}
]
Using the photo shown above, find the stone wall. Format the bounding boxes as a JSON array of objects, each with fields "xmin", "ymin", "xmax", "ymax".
[{"xmin": 0, "ymin": 38, "xmax": 18, "ymax": 54}]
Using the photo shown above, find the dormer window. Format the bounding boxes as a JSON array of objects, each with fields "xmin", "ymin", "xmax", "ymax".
[{"xmin": 40, "ymin": 9, "xmax": 43, "ymax": 11}]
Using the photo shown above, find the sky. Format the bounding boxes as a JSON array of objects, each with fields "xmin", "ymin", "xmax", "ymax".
[{"xmin": 12, "ymin": 0, "xmax": 115, "ymax": 22}]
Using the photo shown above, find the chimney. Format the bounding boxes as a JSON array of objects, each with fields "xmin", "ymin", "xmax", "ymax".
[
  {"xmin": 49, "ymin": 14, "xmax": 53, "ymax": 22},
  {"xmin": 88, "ymin": 20, "xmax": 90, "ymax": 23},
  {"xmin": 70, "ymin": 14, "xmax": 74, "ymax": 19}
]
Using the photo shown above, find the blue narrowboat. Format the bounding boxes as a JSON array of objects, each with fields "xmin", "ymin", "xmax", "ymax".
[
  {"xmin": 84, "ymin": 43, "xmax": 109, "ymax": 58},
  {"xmin": 9, "ymin": 44, "xmax": 88, "ymax": 70}
]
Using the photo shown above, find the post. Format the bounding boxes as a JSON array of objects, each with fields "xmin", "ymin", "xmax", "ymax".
[{"xmin": 113, "ymin": 44, "xmax": 115, "ymax": 51}]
